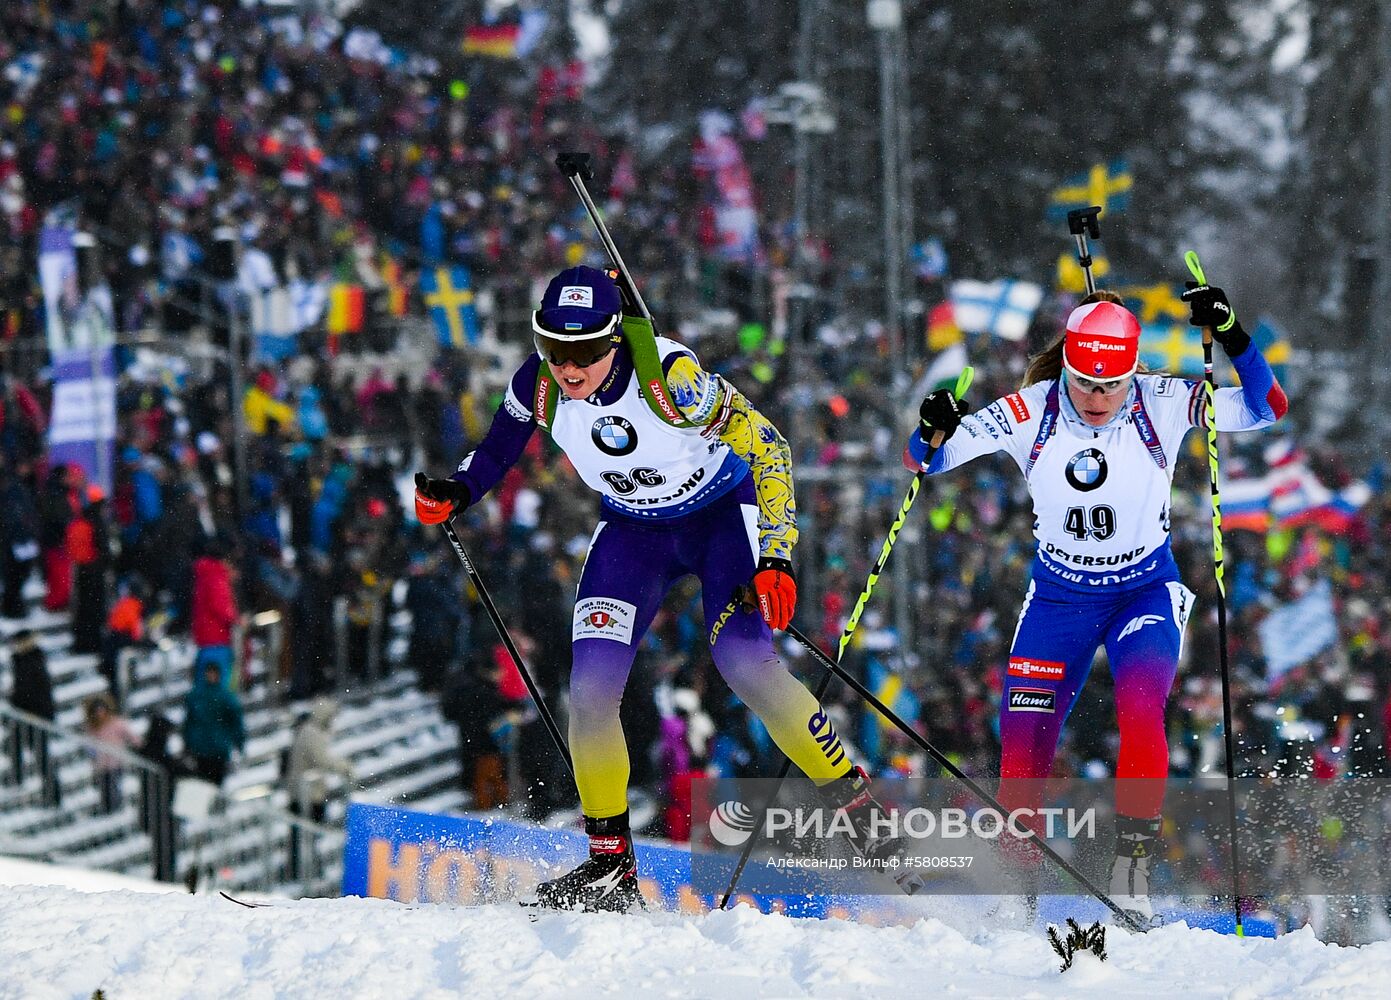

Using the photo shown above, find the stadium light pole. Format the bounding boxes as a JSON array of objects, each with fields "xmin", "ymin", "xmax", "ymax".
[
  {"xmin": 868, "ymin": 0, "xmax": 906, "ymax": 367},
  {"xmin": 211, "ymin": 226, "xmax": 249, "ymax": 516},
  {"xmin": 766, "ymin": 79, "xmax": 835, "ymax": 356},
  {"xmin": 1376, "ymin": 0, "xmax": 1391, "ymax": 435},
  {"xmin": 868, "ymin": 0, "xmax": 915, "ymax": 654}
]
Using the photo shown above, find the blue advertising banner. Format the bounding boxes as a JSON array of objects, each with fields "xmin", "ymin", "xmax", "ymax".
[
  {"xmin": 340, "ymin": 803, "xmax": 1275, "ymax": 935},
  {"xmin": 341, "ymin": 802, "xmax": 874, "ymax": 919}
]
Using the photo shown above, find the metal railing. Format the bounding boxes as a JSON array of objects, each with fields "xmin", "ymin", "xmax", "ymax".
[
  {"xmin": 180, "ymin": 780, "xmax": 346, "ymax": 898},
  {"xmin": 0, "ymin": 699, "xmax": 349, "ymax": 894},
  {"xmin": 0, "ymin": 701, "xmax": 173, "ymax": 881}
]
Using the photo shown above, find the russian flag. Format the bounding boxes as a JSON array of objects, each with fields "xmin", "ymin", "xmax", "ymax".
[
  {"xmin": 1276, "ymin": 475, "xmax": 1372, "ymax": 533},
  {"xmin": 1222, "ymin": 475, "xmax": 1272, "ymax": 533},
  {"xmin": 1220, "ymin": 454, "xmax": 1373, "ymax": 535}
]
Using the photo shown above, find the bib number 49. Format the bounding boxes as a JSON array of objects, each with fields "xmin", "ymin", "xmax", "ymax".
[
  {"xmin": 601, "ymin": 467, "xmax": 666, "ymax": 495},
  {"xmin": 1064, "ymin": 504, "xmax": 1116, "ymax": 541}
]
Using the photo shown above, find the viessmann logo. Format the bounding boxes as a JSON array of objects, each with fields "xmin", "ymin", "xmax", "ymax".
[
  {"xmin": 1072, "ymin": 339, "xmax": 1127, "ymax": 351},
  {"xmin": 1007, "ymin": 657, "xmax": 1065, "ymax": 681}
]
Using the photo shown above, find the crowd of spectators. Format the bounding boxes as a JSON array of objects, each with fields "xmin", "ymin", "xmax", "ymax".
[{"xmin": 1, "ymin": 1, "xmax": 1388, "ymax": 901}]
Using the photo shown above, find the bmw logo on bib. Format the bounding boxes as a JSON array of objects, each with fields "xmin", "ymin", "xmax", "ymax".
[
  {"xmin": 1065, "ymin": 448, "xmax": 1108, "ymax": 492},
  {"xmin": 592, "ymin": 416, "xmax": 637, "ymax": 456}
]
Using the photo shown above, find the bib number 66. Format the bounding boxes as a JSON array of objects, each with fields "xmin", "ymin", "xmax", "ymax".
[{"xmin": 601, "ymin": 467, "xmax": 666, "ymax": 495}]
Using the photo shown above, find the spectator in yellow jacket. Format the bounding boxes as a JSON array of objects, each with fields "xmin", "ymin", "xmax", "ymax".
[{"xmin": 244, "ymin": 370, "xmax": 296, "ymax": 436}]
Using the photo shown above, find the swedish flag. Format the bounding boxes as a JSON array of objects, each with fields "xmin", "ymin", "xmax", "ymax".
[
  {"xmin": 1046, "ymin": 159, "xmax": 1133, "ymax": 222},
  {"xmin": 422, "ymin": 266, "xmax": 480, "ymax": 347},
  {"xmin": 1057, "ymin": 252, "xmax": 1111, "ymax": 293},
  {"xmin": 1119, "ymin": 283, "xmax": 1188, "ymax": 325},
  {"xmin": 1139, "ymin": 323, "xmax": 1206, "ymax": 376}
]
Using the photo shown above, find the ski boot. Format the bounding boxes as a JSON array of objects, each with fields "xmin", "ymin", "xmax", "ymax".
[
  {"xmin": 820, "ymin": 766, "xmax": 924, "ymax": 895},
  {"xmin": 533, "ymin": 811, "xmax": 643, "ymax": 913},
  {"xmin": 1109, "ymin": 815, "xmax": 1163, "ymax": 931}
]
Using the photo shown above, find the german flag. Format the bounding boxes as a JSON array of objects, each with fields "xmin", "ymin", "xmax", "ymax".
[
  {"xmin": 381, "ymin": 255, "xmax": 409, "ymax": 317},
  {"xmin": 925, "ymin": 301, "xmax": 962, "ymax": 351},
  {"xmin": 327, "ymin": 283, "xmax": 365, "ymax": 334},
  {"xmin": 462, "ymin": 24, "xmax": 520, "ymax": 59}
]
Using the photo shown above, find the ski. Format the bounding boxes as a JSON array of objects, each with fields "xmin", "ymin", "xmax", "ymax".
[{"xmin": 219, "ymin": 891, "xmax": 273, "ymax": 908}]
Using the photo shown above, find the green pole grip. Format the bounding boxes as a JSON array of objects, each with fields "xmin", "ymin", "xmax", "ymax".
[{"xmin": 1184, "ymin": 250, "xmax": 1207, "ymax": 285}]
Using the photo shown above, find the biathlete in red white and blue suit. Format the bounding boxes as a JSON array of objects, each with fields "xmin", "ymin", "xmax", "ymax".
[{"xmin": 903, "ymin": 283, "xmax": 1287, "ymax": 924}]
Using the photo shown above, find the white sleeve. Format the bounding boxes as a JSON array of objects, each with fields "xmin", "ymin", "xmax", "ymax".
[
  {"xmin": 927, "ymin": 385, "xmax": 1047, "ymax": 475},
  {"xmin": 1187, "ymin": 380, "xmax": 1282, "ymax": 433}
]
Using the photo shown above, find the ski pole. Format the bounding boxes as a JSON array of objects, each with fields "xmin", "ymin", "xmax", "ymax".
[
  {"xmin": 780, "ymin": 622, "xmax": 1145, "ymax": 933},
  {"xmin": 717, "ymin": 368, "xmax": 973, "ymax": 909},
  {"xmin": 434, "ymin": 510, "xmax": 574, "ymax": 780},
  {"xmin": 1184, "ymin": 249, "xmax": 1246, "ymax": 938},
  {"xmin": 556, "ymin": 151, "xmax": 651, "ymax": 321},
  {"xmin": 1066, "ymin": 206, "xmax": 1103, "ymax": 295}
]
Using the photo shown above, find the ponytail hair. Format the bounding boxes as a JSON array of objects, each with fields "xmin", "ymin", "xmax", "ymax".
[{"xmin": 1022, "ymin": 290, "xmax": 1147, "ymax": 388}]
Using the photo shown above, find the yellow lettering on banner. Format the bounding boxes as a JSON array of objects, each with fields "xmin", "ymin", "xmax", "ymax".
[
  {"xmin": 489, "ymin": 854, "xmax": 542, "ymax": 899},
  {"xmin": 637, "ymin": 876, "xmax": 660, "ymax": 909},
  {"xmin": 368, "ymin": 838, "xmax": 421, "ymax": 902},
  {"xmin": 426, "ymin": 849, "xmax": 480, "ymax": 904},
  {"xmin": 678, "ymin": 884, "xmax": 707, "ymax": 914}
]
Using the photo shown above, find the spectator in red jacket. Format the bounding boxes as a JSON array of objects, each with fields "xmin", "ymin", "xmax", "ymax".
[
  {"xmin": 37, "ymin": 464, "xmax": 78, "ymax": 612},
  {"xmin": 191, "ymin": 540, "xmax": 239, "ymax": 688},
  {"xmin": 67, "ymin": 487, "xmax": 110, "ymax": 655}
]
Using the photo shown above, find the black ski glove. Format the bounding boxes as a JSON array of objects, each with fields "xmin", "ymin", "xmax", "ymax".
[
  {"xmin": 415, "ymin": 474, "xmax": 472, "ymax": 505},
  {"xmin": 414, "ymin": 472, "xmax": 472, "ymax": 525},
  {"xmin": 1181, "ymin": 282, "xmax": 1251, "ymax": 357},
  {"xmin": 918, "ymin": 389, "xmax": 970, "ymax": 443}
]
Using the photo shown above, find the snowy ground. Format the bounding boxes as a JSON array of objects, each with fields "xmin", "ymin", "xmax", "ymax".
[{"xmin": 2, "ymin": 883, "xmax": 1390, "ymax": 999}]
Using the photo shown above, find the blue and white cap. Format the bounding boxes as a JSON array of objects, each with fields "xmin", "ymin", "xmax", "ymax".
[{"xmin": 533, "ymin": 266, "xmax": 623, "ymax": 342}]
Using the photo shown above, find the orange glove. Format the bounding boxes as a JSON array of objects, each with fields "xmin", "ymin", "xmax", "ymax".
[
  {"xmin": 414, "ymin": 472, "xmax": 470, "ymax": 526},
  {"xmin": 752, "ymin": 557, "xmax": 797, "ymax": 631}
]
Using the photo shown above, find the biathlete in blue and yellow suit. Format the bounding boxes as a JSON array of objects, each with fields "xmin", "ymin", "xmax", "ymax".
[{"xmin": 415, "ymin": 266, "xmax": 896, "ymax": 911}]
